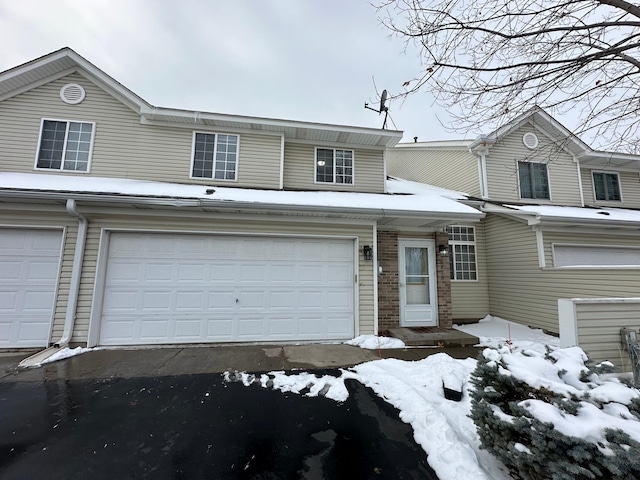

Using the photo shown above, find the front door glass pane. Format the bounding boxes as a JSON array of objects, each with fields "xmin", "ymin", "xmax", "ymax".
[{"xmin": 405, "ymin": 247, "xmax": 430, "ymax": 305}]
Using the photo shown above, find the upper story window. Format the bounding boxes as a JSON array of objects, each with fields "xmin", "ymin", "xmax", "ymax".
[
  {"xmin": 315, "ymin": 148, "xmax": 354, "ymax": 184},
  {"xmin": 518, "ymin": 161, "xmax": 549, "ymax": 199},
  {"xmin": 36, "ymin": 119, "xmax": 95, "ymax": 172},
  {"xmin": 592, "ymin": 172, "xmax": 621, "ymax": 201},
  {"xmin": 447, "ymin": 226, "xmax": 478, "ymax": 281},
  {"xmin": 191, "ymin": 132, "xmax": 239, "ymax": 180}
]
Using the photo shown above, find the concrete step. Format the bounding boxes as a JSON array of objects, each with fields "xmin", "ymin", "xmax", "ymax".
[{"xmin": 388, "ymin": 327, "xmax": 479, "ymax": 347}]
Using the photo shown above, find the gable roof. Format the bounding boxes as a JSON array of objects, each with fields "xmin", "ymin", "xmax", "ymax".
[
  {"xmin": 0, "ymin": 48, "xmax": 403, "ymax": 148},
  {"xmin": 468, "ymin": 106, "xmax": 640, "ymax": 170}
]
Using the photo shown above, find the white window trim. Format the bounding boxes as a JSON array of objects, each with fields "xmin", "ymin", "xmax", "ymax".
[
  {"xmin": 591, "ymin": 170, "xmax": 623, "ymax": 203},
  {"xmin": 314, "ymin": 147, "xmax": 355, "ymax": 185},
  {"xmin": 516, "ymin": 160, "xmax": 552, "ymax": 202},
  {"xmin": 448, "ymin": 225, "xmax": 479, "ymax": 282},
  {"xmin": 34, "ymin": 118, "xmax": 96, "ymax": 173},
  {"xmin": 551, "ymin": 242, "xmax": 640, "ymax": 269},
  {"xmin": 189, "ymin": 131, "xmax": 240, "ymax": 182}
]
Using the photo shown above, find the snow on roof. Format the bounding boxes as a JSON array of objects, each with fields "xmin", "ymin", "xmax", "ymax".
[
  {"xmin": 503, "ymin": 204, "xmax": 640, "ymax": 224},
  {"xmin": 0, "ymin": 173, "xmax": 482, "ymax": 217},
  {"xmin": 386, "ymin": 176, "xmax": 469, "ymax": 200}
]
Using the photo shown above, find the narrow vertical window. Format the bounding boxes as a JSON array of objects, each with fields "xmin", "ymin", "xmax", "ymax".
[{"xmin": 447, "ymin": 226, "xmax": 478, "ymax": 281}]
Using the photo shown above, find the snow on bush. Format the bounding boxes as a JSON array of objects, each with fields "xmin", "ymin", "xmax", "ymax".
[{"xmin": 470, "ymin": 345, "xmax": 640, "ymax": 480}]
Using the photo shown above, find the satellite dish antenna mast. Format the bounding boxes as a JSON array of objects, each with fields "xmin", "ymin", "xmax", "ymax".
[{"xmin": 364, "ymin": 89, "xmax": 389, "ymax": 129}]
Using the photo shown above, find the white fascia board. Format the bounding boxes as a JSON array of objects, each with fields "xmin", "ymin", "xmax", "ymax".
[
  {"xmin": 0, "ymin": 48, "xmax": 151, "ymax": 113},
  {"xmin": 486, "ymin": 205, "xmax": 640, "ymax": 230},
  {"xmin": 0, "ymin": 189, "xmax": 483, "ymax": 223},
  {"xmin": 394, "ymin": 139, "xmax": 473, "ymax": 150},
  {"xmin": 140, "ymin": 106, "xmax": 404, "ymax": 147}
]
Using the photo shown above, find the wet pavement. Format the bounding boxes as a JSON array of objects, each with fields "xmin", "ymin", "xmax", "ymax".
[{"xmin": 0, "ymin": 369, "xmax": 438, "ymax": 479}]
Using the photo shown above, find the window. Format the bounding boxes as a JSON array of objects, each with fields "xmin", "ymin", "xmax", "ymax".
[
  {"xmin": 553, "ymin": 244, "xmax": 640, "ymax": 268},
  {"xmin": 447, "ymin": 226, "xmax": 477, "ymax": 280},
  {"xmin": 592, "ymin": 172, "xmax": 621, "ymax": 201},
  {"xmin": 315, "ymin": 148, "xmax": 353, "ymax": 184},
  {"xmin": 192, "ymin": 132, "xmax": 239, "ymax": 180},
  {"xmin": 518, "ymin": 161, "xmax": 549, "ymax": 199},
  {"xmin": 36, "ymin": 119, "xmax": 95, "ymax": 172}
]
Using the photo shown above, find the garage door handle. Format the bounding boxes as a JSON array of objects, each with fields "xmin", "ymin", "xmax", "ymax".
[{"xmin": 235, "ymin": 298, "xmax": 239, "ymax": 303}]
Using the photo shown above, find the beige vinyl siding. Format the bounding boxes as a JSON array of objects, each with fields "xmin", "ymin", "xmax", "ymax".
[
  {"xmin": 386, "ymin": 148, "xmax": 481, "ymax": 196},
  {"xmin": 486, "ymin": 124, "xmax": 582, "ymax": 205},
  {"xmin": 484, "ymin": 214, "xmax": 558, "ymax": 332},
  {"xmin": 572, "ymin": 300, "xmax": 640, "ymax": 368},
  {"xmin": 0, "ymin": 207, "xmax": 78, "ymax": 345},
  {"xmin": 485, "ymin": 214, "xmax": 640, "ymax": 333},
  {"xmin": 283, "ymin": 143, "xmax": 384, "ymax": 193},
  {"xmin": 0, "ymin": 73, "xmax": 281, "ymax": 189},
  {"xmin": 451, "ymin": 221, "xmax": 490, "ymax": 321},
  {"xmin": 580, "ymin": 168, "xmax": 640, "ymax": 208},
  {"xmin": 73, "ymin": 210, "xmax": 375, "ymax": 345}
]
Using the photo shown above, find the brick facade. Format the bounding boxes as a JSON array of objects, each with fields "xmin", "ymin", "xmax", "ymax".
[
  {"xmin": 376, "ymin": 230, "xmax": 400, "ymax": 331},
  {"xmin": 434, "ymin": 231, "xmax": 453, "ymax": 329},
  {"xmin": 376, "ymin": 230, "xmax": 453, "ymax": 332}
]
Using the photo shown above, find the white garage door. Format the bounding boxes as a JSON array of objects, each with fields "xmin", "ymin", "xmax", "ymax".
[
  {"xmin": 0, "ymin": 228, "xmax": 63, "ymax": 347},
  {"xmin": 99, "ymin": 233, "xmax": 355, "ymax": 345}
]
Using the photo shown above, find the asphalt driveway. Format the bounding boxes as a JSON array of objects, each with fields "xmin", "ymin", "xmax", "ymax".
[{"xmin": 0, "ymin": 369, "xmax": 438, "ymax": 479}]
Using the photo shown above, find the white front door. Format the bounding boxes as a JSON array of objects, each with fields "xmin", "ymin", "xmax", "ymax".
[{"xmin": 398, "ymin": 239, "xmax": 438, "ymax": 327}]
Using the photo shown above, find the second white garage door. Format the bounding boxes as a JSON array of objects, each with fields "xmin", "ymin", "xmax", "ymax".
[{"xmin": 99, "ymin": 232, "xmax": 355, "ymax": 345}]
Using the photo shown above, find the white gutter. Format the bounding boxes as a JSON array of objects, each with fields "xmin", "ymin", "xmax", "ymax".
[{"xmin": 56, "ymin": 199, "xmax": 88, "ymax": 347}]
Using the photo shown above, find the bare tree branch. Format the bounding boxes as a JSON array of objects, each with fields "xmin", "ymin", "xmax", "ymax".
[{"xmin": 375, "ymin": 0, "xmax": 640, "ymax": 152}]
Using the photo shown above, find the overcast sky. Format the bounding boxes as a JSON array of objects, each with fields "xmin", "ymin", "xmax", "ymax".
[{"xmin": 0, "ymin": 0, "xmax": 470, "ymax": 143}]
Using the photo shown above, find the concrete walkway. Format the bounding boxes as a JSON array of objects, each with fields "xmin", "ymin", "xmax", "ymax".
[{"xmin": 1, "ymin": 343, "xmax": 482, "ymax": 381}]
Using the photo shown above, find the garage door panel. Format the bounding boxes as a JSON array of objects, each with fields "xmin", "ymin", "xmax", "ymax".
[
  {"xmin": 0, "ymin": 229, "xmax": 62, "ymax": 347},
  {"xmin": 99, "ymin": 233, "xmax": 355, "ymax": 345}
]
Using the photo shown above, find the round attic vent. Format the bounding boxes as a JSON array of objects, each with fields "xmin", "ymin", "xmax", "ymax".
[
  {"xmin": 522, "ymin": 132, "xmax": 539, "ymax": 149},
  {"xmin": 60, "ymin": 83, "xmax": 86, "ymax": 105}
]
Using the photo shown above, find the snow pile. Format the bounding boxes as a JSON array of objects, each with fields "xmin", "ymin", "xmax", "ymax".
[
  {"xmin": 228, "ymin": 319, "xmax": 640, "ymax": 480},
  {"xmin": 38, "ymin": 346, "xmax": 92, "ymax": 365},
  {"xmin": 455, "ymin": 315, "xmax": 560, "ymax": 352},
  {"xmin": 227, "ymin": 353, "xmax": 509, "ymax": 479},
  {"xmin": 345, "ymin": 335, "xmax": 405, "ymax": 349}
]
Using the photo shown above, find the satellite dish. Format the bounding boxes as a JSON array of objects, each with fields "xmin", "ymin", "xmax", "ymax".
[
  {"xmin": 379, "ymin": 90, "xmax": 388, "ymax": 113},
  {"xmin": 364, "ymin": 89, "xmax": 391, "ymax": 129}
]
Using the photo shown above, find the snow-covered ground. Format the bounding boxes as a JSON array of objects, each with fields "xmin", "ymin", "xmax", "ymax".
[{"xmin": 232, "ymin": 316, "xmax": 640, "ymax": 480}]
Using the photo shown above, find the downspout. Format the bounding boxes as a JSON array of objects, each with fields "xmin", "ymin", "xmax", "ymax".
[{"xmin": 56, "ymin": 199, "xmax": 88, "ymax": 347}]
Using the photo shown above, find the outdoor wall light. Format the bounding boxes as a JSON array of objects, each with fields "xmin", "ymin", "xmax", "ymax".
[
  {"xmin": 438, "ymin": 244, "xmax": 449, "ymax": 256},
  {"xmin": 362, "ymin": 245, "xmax": 373, "ymax": 260}
]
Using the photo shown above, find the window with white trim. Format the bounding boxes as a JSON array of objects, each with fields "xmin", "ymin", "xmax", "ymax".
[
  {"xmin": 518, "ymin": 161, "xmax": 549, "ymax": 199},
  {"xmin": 447, "ymin": 226, "xmax": 478, "ymax": 280},
  {"xmin": 192, "ymin": 132, "xmax": 239, "ymax": 180},
  {"xmin": 592, "ymin": 172, "xmax": 621, "ymax": 201},
  {"xmin": 36, "ymin": 119, "xmax": 95, "ymax": 172},
  {"xmin": 315, "ymin": 148, "xmax": 353, "ymax": 184}
]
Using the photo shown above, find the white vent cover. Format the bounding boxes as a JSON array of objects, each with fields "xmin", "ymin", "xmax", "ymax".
[
  {"xmin": 522, "ymin": 132, "xmax": 539, "ymax": 149},
  {"xmin": 60, "ymin": 83, "xmax": 86, "ymax": 104}
]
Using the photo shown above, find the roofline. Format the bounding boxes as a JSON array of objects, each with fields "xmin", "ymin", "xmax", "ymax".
[
  {"xmin": 0, "ymin": 189, "xmax": 483, "ymax": 222},
  {"xmin": 469, "ymin": 107, "xmax": 591, "ymax": 155},
  {"xmin": 141, "ymin": 106, "xmax": 404, "ymax": 147},
  {"xmin": 1, "ymin": 48, "xmax": 404, "ymax": 147},
  {"xmin": 0, "ymin": 47, "xmax": 152, "ymax": 112},
  {"xmin": 483, "ymin": 203, "xmax": 640, "ymax": 228},
  {"xmin": 393, "ymin": 139, "xmax": 472, "ymax": 150}
]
